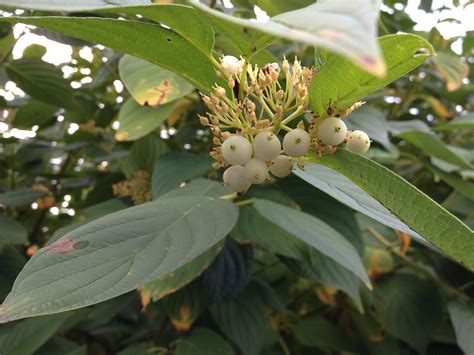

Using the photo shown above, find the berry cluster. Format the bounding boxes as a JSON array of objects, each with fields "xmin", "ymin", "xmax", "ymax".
[{"xmin": 199, "ymin": 56, "xmax": 371, "ymax": 193}]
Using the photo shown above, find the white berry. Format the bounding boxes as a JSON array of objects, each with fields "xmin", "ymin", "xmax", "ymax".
[
  {"xmin": 253, "ymin": 131, "xmax": 281, "ymax": 161},
  {"xmin": 223, "ymin": 165, "xmax": 250, "ymax": 193},
  {"xmin": 346, "ymin": 130, "xmax": 371, "ymax": 154},
  {"xmin": 270, "ymin": 155, "xmax": 293, "ymax": 178},
  {"xmin": 317, "ymin": 117, "xmax": 348, "ymax": 146},
  {"xmin": 221, "ymin": 55, "xmax": 242, "ymax": 76},
  {"xmin": 243, "ymin": 158, "xmax": 268, "ymax": 185},
  {"xmin": 282, "ymin": 128, "xmax": 311, "ymax": 158},
  {"xmin": 221, "ymin": 135, "xmax": 252, "ymax": 165}
]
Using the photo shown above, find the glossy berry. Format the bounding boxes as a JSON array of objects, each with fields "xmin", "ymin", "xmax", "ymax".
[
  {"xmin": 221, "ymin": 135, "xmax": 252, "ymax": 165},
  {"xmin": 221, "ymin": 55, "xmax": 242, "ymax": 76},
  {"xmin": 316, "ymin": 117, "xmax": 348, "ymax": 146},
  {"xmin": 270, "ymin": 155, "xmax": 293, "ymax": 178},
  {"xmin": 346, "ymin": 130, "xmax": 371, "ymax": 153},
  {"xmin": 223, "ymin": 165, "xmax": 250, "ymax": 193},
  {"xmin": 253, "ymin": 131, "xmax": 281, "ymax": 161},
  {"xmin": 282, "ymin": 128, "xmax": 311, "ymax": 157},
  {"xmin": 243, "ymin": 158, "xmax": 268, "ymax": 185}
]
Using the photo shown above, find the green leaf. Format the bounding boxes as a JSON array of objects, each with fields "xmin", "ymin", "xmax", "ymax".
[
  {"xmin": 210, "ymin": 281, "xmax": 270, "ymax": 355},
  {"xmin": 161, "ymin": 178, "xmax": 230, "ymax": 199},
  {"xmin": 232, "ymin": 204, "xmax": 308, "ymax": 260},
  {"xmin": 253, "ymin": 198, "xmax": 370, "ymax": 288},
  {"xmin": 433, "ymin": 113, "xmax": 474, "ymax": 131},
  {"xmin": 192, "ymin": 0, "xmax": 386, "ymax": 75},
  {"xmin": 283, "ymin": 250, "xmax": 363, "ymax": 308},
  {"xmin": 0, "ymin": 188, "xmax": 49, "ymax": 208},
  {"xmin": 399, "ymin": 130, "xmax": 472, "ymax": 169},
  {"xmin": 424, "ymin": 163, "xmax": 474, "ymax": 201},
  {"xmin": 151, "ymin": 152, "xmax": 213, "ymax": 198},
  {"xmin": 127, "ymin": 134, "xmax": 168, "ymax": 174},
  {"xmin": 0, "ymin": 246, "xmax": 26, "ymax": 301},
  {"xmin": 13, "ymin": 99, "xmax": 57, "ymax": 129},
  {"xmin": 0, "ymin": 313, "xmax": 71, "ymax": 355},
  {"xmin": 310, "ymin": 34, "xmax": 434, "ymax": 117},
  {"xmin": 387, "ymin": 119, "xmax": 430, "ymax": 134},
  {"xmin": 0, "ymin": 16, "xmax": 219, "ymax": 92},
  {"xmin": 292, "ymin": 316, "xmax": 358, "ymax": 352},
  {"xmin": 0, "ymin": 196, "xmax": 238, "ymax": 322},
  {"xmin": 376, "ymin": 273, "xmax": 443, "ymax": 353},
  {"xmin": 0, "ymin": 0, "xmax": 150, "ymax": 11},
  {"xmin": 448, "ymin": 301, "xmax": 474, "ymax": 355},
  {"xmin": 141, "ymin": 244, "xmax": 221, "ymax": 302},
  {"xmin": 100, "ymin": 4, "xmax": 215, "ymax": 55},
  {"xmin": 119, "ymin": 54, "xmax": 194, "ymax": 107},
  {"xmin": 6, "ymin": 58, "xmax": 74, "ymax": 108},
  {"xmin": 115, "ymin": 98, "xmax": 177, "ymax": 141},
  {"xmin": 176, "ymin": 327, "xmax": 235, "ymax": 355},
  {"xmin": 431, "ymin": 51, "xmax": 469, "ymax": 91},
  {"xmin": 254, "ymin": 0, "xmax": 314, "ymax": 16},
  {"xmin": 304, "ymin": 150, "xmax": 474, "ymax": 270},
  {"xmin": 0, "ymin": 215, "xmax": 28, "ymax": 250}
]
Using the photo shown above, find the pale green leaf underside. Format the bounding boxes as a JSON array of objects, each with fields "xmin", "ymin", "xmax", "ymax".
[
  {"xmin": 253, "ymin": 199, "xmax": 370, "ymax": 288},
  {"xmin": 0, "ymin": 196, "xmax": 238, "ymax": 323},
  {"xmin": 448, "ymin": 301, "xmax": 474, "ymax": 355},
  {"xmin": 191, "ymin": 0, "xmax": 385, "ymax": 75},
  {"xmin": 304, "ymin": 150, "xmax": 474, "ymax": 270}
]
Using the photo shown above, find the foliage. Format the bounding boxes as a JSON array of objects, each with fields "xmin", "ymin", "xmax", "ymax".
[{"xmin": 0, "ymin": 0, "xmax": 472, "ymax": 354}]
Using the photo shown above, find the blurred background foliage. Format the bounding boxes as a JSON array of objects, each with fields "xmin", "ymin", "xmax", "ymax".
[{"xmin": 0, "ymin": 0, "xmax": 473, "ymax": 354}]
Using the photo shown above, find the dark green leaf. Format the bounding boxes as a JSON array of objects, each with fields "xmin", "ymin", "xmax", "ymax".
[
  {"xmin": 13, "ymin": 99, "xmax": 57, "ymax": 129},
  {"xmin": 376, "ymin": 273, "xmax": 443, "ymax": 353},
  {"xmin": 0, "ymin": 196, "xmax": 238, "ymax": 322},
  {"xmin": 433, "ymin": 113, "xmax": 474, "ymax": 131},
  {"xmin": 6, "ymin": 58, "xmax": 74, "ymax": 108},
  {"xmin": 176, "ymin": 327, "xmax": 235, "ymax": 355},
  {"xmin": 292, "ymin": 316, "xmax": 358, "ymax": 352},
  {"xmin": 0, "ymin": 188, "xmax": 49, "ymax": 208},
  {"xmin": 0, "ymin": 313, "xmax": 71, "ymax": 355},
  {"xmin": 0, "ymin": 16, "xmax": 220, "ymax": 92},
  {"xmin": 399, "ymin": 130, "xmax": 472, "ymax": 169},
  {"xmin": 0, "ymin": 215, "xmax": 28, "ymax": 250},
  {"xmin": 127, "ymin": 134, "xmax": 168, "ymax": 173},
  {"xmin": 151, "ymin": 152, "xmax": 213, "ymax": 198}
]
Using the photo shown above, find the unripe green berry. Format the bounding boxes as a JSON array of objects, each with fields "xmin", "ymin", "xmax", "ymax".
[
  {"xmin": 270, "ymin": 155, "xmax": 293, "ymax": 178},
  {"xmin": 243, "ymin": 158, "xmax": 268, "ymax": 184},
  {"xmin": 223, "ymin": 165, "xmax": 250, "ymax": 193},
  {"xmin": 253, "ymin": 131, "xmax": 281, "ymax": 161},
  {"xmin": 282, "ymin": 128, "xmax": 311, "ymax": 158},
  {"xmin": 316, "ymin": 117, "xmax": 348, "ymax": 146},
  {"xmin": 221, "ymin": 135, "xmax": 252, "ymax": 165},
  {"xmin": 346, "ymin": 130, "xmax": 370, "ymax": 154}
]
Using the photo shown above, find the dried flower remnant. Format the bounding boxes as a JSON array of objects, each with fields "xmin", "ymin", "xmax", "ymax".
[{"xmin": 113, "ymin": 170, "xmax": 152, "ymax": 205}]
